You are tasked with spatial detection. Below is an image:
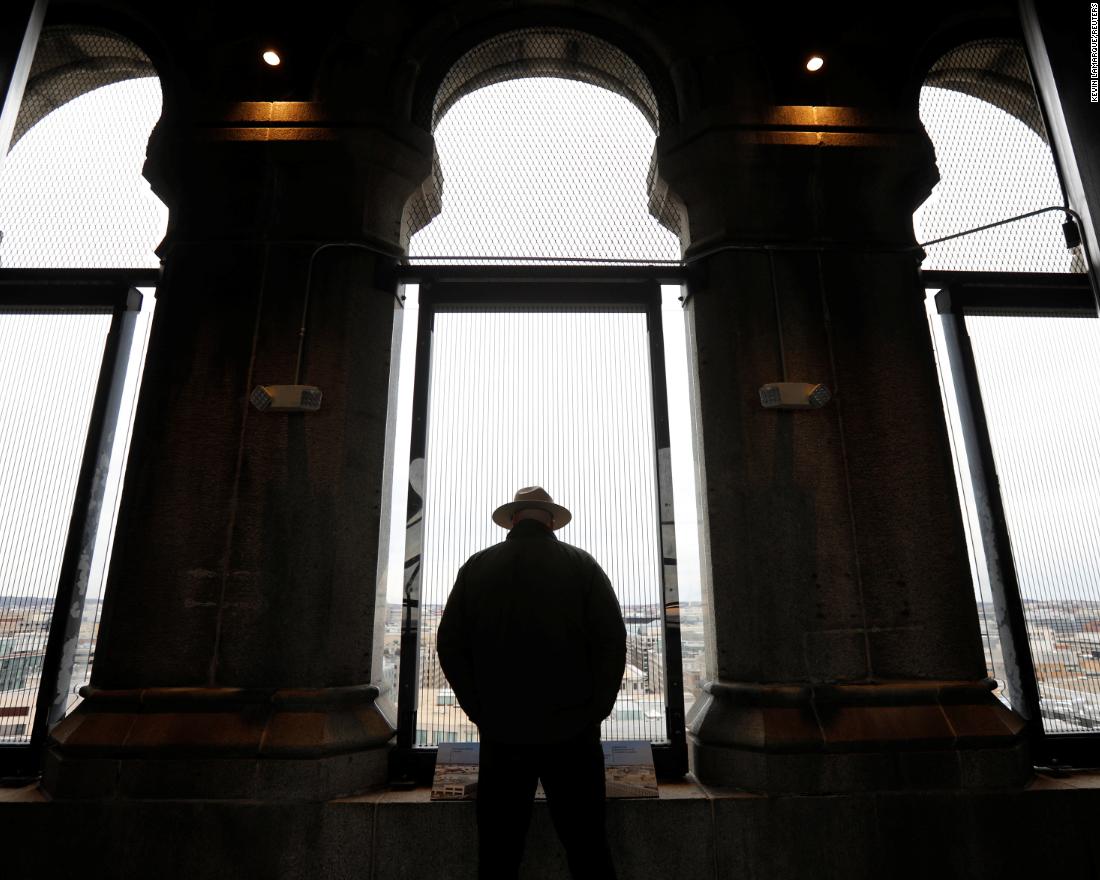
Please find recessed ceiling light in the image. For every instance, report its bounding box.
[263,50,281,67]
[806,55,824,72]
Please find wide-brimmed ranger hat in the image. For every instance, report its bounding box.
[492,486,572,530]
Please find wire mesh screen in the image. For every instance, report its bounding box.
[0,310,112,743]
[965,311,1100,733]
[915,39,1086,273]
[0,27,165,268]
[415,303,666,745]
[407,29,680,264]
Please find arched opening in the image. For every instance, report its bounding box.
[0,25,163,751]
[1,25,166,267]
[382,27,698,776]
[915,38,1084,274]
[918,38,1100,752]
[404,26,683,260]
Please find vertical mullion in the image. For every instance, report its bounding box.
[397,296,435,753]
[645,289,687,768]
[951,306,1044,743]
[48,290,144,729]
[28,298,127,772]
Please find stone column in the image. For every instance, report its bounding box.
[42,102,434,799]
[659,106,1028,793]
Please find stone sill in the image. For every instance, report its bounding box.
[5,769,1100,805]
[336,776,721,805]
[4,772,1100,879]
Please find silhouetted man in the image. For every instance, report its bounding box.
[436,486,626,880]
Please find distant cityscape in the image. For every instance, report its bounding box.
[975,599,1100,732]
[382,600,708,746]
[0,595,96,742]
[4,595,1100,745]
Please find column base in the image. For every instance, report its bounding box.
[688,679,1030,793]
[43,684,395,800]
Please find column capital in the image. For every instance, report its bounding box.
[656,105,938,253]
[144,101,437,250]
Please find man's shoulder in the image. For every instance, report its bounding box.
[459,543,499,570]
[554,538,599,567]
[462,534,600,573]
[548,539,609,584]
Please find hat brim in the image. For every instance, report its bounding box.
[492,499,572,530]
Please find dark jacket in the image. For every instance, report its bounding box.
[436,519,627,744]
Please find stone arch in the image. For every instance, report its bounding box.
[0,22,169,268]
[922,38,1047,143]
[401,23,686,252]
[914,35,1084,273]
[10,24,159,152]
[428,27,661,133]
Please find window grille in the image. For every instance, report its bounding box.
[414,303,666,745]
[915,39,1086,274]
[382,282,703,759]
[0,311,112,743]
[0,26,162,768]
[965,312,1100,734]
[407,28,681,263]
[0,26,165,268]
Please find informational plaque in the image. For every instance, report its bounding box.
[430,740,658,800]
[431,742,481,800]
[602,740,658,798]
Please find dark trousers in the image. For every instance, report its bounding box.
[476,728,617,880]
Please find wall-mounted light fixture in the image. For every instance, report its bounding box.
[250,384,322,413]
[250,235,326,413]
[262,49,281,66]
[249,242,398,415]
[759,382,831,410]
[806,55,824,72]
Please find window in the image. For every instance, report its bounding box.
[381,28,700,778]
[915,39,1085,274]
[0,26,162,771]
[918,38,1100,763]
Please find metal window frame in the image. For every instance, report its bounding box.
[0,267,158,781]
[926,268,1100,768]
[390,264,689,784]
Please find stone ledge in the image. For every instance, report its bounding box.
[41,747,392,801]
[2,773,1100,879]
